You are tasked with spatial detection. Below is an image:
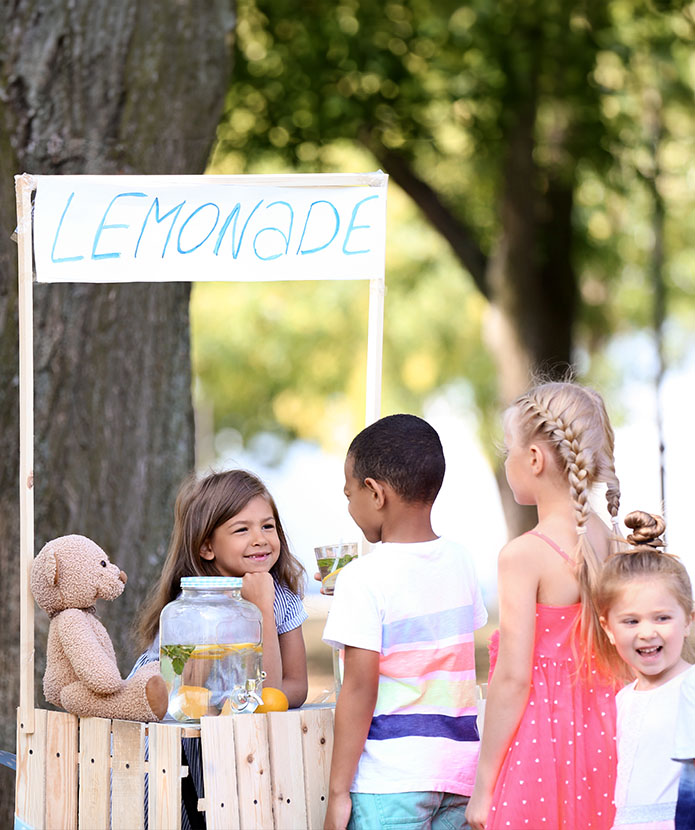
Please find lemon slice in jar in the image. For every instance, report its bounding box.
[169,685,211,721]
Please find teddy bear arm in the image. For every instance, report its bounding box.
[43,626,78,707]
[56,610,124,694]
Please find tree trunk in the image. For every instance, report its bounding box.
[483,105,578,537]
[371,108,578,540]
[0,1,234,823]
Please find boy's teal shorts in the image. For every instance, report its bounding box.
[348,791,472,829]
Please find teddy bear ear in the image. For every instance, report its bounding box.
[32,548,59,587]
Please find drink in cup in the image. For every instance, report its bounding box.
[314,542,358,595]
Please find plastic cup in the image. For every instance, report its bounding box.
[314,542,358,595]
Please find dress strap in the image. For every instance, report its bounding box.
[525,530,572,564]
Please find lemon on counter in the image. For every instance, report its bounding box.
[255,687,289,713]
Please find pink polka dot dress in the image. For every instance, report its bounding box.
[487,533,617,830]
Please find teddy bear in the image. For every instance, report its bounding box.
[30,534,168,722]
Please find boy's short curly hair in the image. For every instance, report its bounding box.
[347,414,445,504]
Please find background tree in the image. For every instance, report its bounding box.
[205,0,694,532]
[0,1,233,822]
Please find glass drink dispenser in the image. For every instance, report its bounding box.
[159,576,264,722]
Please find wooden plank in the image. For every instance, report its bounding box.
[33,171,387,188]
[233,715,274,830]
[45,710,78,830]
[15,707,47,829]
[200,717,240,830]
[78,717,112,830]
[16,172,36,735]
[366,275,385,426]
[149,722,183,830]
[266,710,307,829]
[112,720,146,830]
[300,708,334,830]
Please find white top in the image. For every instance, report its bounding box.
[673,663,695,762]
[614,664,695,825]
[322,537,487,796]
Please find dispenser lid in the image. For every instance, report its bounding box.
[181,576,243,589]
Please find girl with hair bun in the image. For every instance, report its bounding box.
[597,511,695,830]
[467,381,621,830]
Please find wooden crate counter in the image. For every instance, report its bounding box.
[15,704,335,830]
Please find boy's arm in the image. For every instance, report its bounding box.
[324,646,380,830]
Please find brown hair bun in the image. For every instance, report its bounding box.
[624,510,666,549]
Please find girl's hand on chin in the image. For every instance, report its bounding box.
[241,572,275,614]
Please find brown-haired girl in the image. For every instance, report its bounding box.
[134,468,308,708]
[597,511,694,830]
[467,381,620,830]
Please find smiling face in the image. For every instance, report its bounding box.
[601,576,693,689]
[200,495,281,577]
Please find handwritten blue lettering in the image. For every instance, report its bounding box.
[135,198,186,259]
[214,200,264,258]
[51,192,84,263]
[44,187,384,275]
[177,203,220,254]
[296,201,339,255]
[342,195,378,255]
[92,192,147,260]
[253,201,294,261]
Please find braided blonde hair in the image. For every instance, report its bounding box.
[508,381,621,674]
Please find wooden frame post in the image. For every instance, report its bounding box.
[365,276,384,426]
[16,172,36,735]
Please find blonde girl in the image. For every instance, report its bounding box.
[466,381,620,830]
[134,468,308,707]
[597,511,694,830]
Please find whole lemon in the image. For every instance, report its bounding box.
[255,687,289,713]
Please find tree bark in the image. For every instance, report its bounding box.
[482,105,578,536]
[0,1,233,823]
[369,110,578,540]
[484,105,577,401]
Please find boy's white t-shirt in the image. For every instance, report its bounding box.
[614,664,695,825]
[322,537,488,796]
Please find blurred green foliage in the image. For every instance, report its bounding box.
[191,159,496,454]
[194,0,695,455]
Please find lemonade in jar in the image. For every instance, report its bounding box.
[159,576,264,722]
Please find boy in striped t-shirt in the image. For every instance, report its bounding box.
[323,414,487,830]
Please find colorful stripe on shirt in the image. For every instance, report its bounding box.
[380,640,475,676]
[382,604,475,650]
[376,675,478,716]
[374,604,479,727]
[368,713,480,742]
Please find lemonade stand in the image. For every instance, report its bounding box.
[13,171,387,829]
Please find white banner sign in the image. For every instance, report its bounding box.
[32,173,387,283]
